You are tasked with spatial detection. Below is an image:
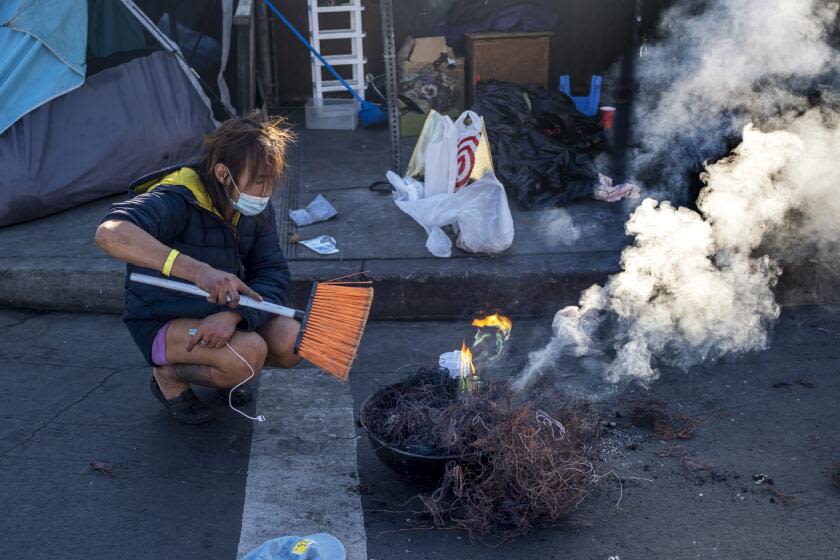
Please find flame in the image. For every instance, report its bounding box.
[472,313,512,335]
[460,340,476,375]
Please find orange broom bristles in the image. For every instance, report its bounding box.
[295,279,374,381]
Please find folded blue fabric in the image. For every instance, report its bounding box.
[289,194,338,227]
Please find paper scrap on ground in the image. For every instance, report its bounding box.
[289,194,337,226]
[300,235,339,255]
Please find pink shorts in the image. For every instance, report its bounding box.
[151,321,171,367]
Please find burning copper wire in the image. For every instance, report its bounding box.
[362,369,601,543]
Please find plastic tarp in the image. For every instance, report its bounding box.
[0,51,214,226]
[471,80,606,209]
[0,0,88,134]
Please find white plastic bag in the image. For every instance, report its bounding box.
[389,110,514,258]
[387,170,514,258]
[419,110,485,196]
[421,112,458,197]
[452,111,483,190]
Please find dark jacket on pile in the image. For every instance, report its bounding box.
[101,162,290,365]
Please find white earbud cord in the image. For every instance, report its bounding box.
[224,341,265,422]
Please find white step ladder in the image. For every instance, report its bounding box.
[307,0,367,104]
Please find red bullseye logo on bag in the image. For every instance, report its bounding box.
[455,133,479,190]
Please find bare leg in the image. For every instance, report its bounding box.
[153,365,188,399]
[258,315,303,368]
[154,318,268,399]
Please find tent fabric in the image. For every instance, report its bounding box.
[0,51,215,227]
[0,0,88,134]
[217,0,234,112]
[87,0,148,61]
[120,0,219,123]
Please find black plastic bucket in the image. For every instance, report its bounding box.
[359,385,459,482]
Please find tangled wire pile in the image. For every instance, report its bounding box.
[362,369,601,542]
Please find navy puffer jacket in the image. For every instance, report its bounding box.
[101,162,290,365]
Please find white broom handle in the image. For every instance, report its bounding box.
[129,272,298,318]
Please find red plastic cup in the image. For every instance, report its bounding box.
[599,106,616,129]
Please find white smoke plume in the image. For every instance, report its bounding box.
[537,208,582,247]
[632,0,839,197]
[515,0,840,391]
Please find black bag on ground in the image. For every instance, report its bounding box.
[471,80,606,209]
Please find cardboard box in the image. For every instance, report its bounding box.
[409,36,447,64]
[398,35,465,115]
[465,31,552,105]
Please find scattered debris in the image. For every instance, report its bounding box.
[681,455,714,472]
[289,194,337,226]
[656,445,688,458]
[629,400,703,440]
[764,485,795,505]
[299,235,339,255]
[751,473,795,504]
[753,473,774,485]
[772,379,815,389]
[83,461,113,476]
[655,444,714,474]
[363,368,601,542]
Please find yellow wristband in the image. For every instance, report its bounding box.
[162,249,180,277]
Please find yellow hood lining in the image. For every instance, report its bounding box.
[132,167,240,227]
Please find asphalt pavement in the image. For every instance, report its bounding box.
[1,307,840,559]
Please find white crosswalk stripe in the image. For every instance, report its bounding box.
[237,368,367,559]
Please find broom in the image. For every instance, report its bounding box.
[129,272,373,381]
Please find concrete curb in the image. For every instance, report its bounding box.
[2,252,837,319]
[0,253,623,319]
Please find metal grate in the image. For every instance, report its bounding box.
[273,139,301,257]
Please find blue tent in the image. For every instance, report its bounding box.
[0,0,88,134]
[0,0,223,226]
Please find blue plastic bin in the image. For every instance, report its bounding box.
[559,75,602,117]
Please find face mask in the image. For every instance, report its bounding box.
[227,168,269,216]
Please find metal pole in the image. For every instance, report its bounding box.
[234,0,255,114]
[612,0,642,184]
[379,0,401,173]
[256,0,274,103]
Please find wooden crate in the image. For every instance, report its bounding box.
[465,31,552,105]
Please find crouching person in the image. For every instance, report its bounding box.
[95,111,301,424]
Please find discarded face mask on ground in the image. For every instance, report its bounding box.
[241,533,345,560]
[300,235,339,255]
[289,194,337,226]
[386,110,514,258]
